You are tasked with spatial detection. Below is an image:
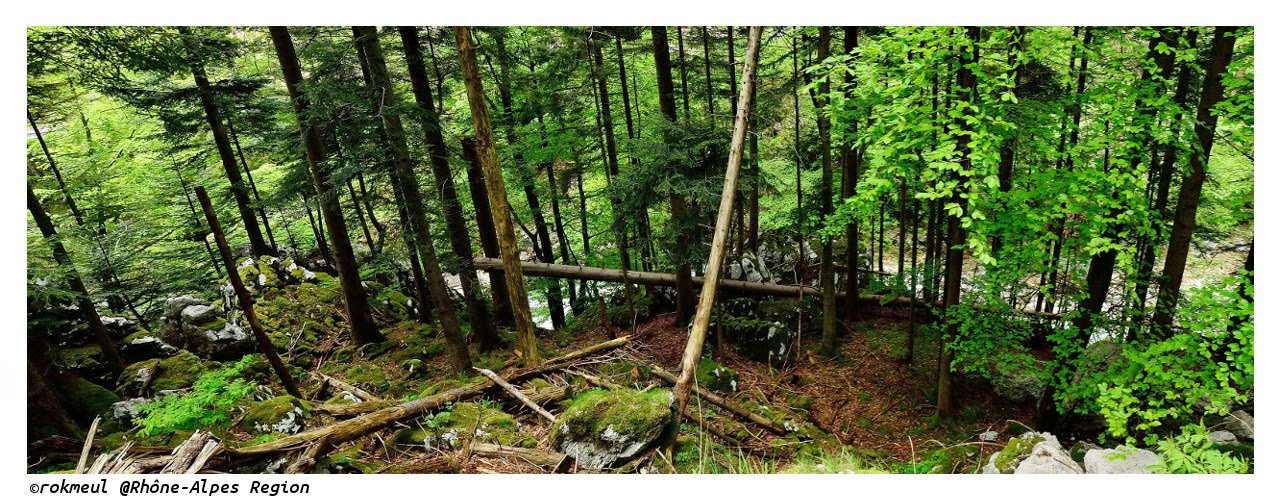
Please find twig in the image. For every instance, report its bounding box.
[475,367,556,422]
[76,416,101,474]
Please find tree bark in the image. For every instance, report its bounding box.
[813,28,840,357]
[269,26,383,346]
[937,27,981,419]
[400,26,500,351]
[463,139,515,328]
[1151,27,1239,339]
[179,27,272,257]
[28,110,86,227]
[671,27,762,432]
[227,115,277,250]
[840,27,862,322]
[455,26,542,367]
[354,26,470,373]
[652,26,697,325]
[194,185,300,397]
[591,38,630,272]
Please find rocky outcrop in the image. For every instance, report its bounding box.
[154,295,253,361]
[1015,439,1083,474]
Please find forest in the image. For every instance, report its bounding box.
[26,25,1253,474]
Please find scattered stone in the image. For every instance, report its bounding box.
[978,430,999,442]
[549,388,673,470]
[1014,440,1082,474]
[180,304,218,324]
[1221,410,1253,441]
[1209,430,1238,443]
[240,396,310,435]
[1083,446,1162,474]
[984,431,1059,474]
[163,296,206,318]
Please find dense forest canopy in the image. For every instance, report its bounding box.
[25,25,1253,475]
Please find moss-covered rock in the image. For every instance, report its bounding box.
[548,388,673,469]
[695,358,738,393]
[239,396,310,435]
[359,340,397,360]
[57,377,120,422]
[719,316,794,366]
[414,402,536,450]
[314,445,379,474]
[984,431,1054,474]
[116,351,214,395]
[344,365,390,394]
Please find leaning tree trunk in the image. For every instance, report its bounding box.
[28,182,124,375]
[455,26,542,367]
[1151,27,1239,340]
[269,26,384,346]
[399,26,500,351]
[652,25,697,326]
[353,25,471,374]
[178,27,272,257]
[669,26,762,456]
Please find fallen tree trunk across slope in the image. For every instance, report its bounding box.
[473,257,1061,319]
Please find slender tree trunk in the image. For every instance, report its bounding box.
[1129,29,1196,341]
[536,113,581,314]
[455,26,543,367]
[400,26,500,351]
[677,27,691,121]
[813,28,839,356]
[937,26,981,419]
[1151,27,1238,340]
[463,139,514,328]
[991,26,1025,257]
[270,26,384,346]
[702,26,715,117]
[28,182,124,375]
[172,159,224,278]
[332,142,377,254]
[592,39,631,273]
[907,196,920,363]
[227,116,277,250]
[355,172,384,249]
[670,26,761,455]
[28,110,85,227]
[353,26,470,372]
[793,31,806,279]
[838,27,862,321]
[194,186,301,397]
[653,25,697,325]
[1045,27,1093,315]
[179,27,272,257]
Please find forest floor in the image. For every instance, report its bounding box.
[387,298,1037,473]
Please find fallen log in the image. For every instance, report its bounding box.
[228,336,629,457]
[476,367,556,422]
[471,443,570,470]
[474,257,1061,319]
[318,373,381,403]
[648,364,786,435]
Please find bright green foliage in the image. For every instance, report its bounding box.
[1150,423,1249,474]
[1094,274,1253,445]
[134,355,257,436]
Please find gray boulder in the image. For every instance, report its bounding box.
[1223,410,1254,441]
[180,304,219,324]
[984,431,1062,474]
[1014,440,1083,474]
[1083,446,1162,474]
[163,295,206,318]
[1209,430,1237,443]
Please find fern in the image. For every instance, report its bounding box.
[134,355,258,436]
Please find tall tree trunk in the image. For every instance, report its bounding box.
[172,159,224,278]
[840,27,862,321]
[653,25,697,325]
[355,172,385,250]
[1151,27,1238,340]
[1129,28,1196,341]
[592,38,632,273]
[536,113,581,314]
[1045,27,1093,315]
[813,28,839,356]
[270,26,383,346]
[400,26,500,351]
[455,26,543,367]
[179,27,272,257]
[353,26,470,373]
[489,28,567,331]
[991,26,1025,257]
[464,139,514,328]
[937,26,981,419]
[28,182,124,375]
[793,31,806,279]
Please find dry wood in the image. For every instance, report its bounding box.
[320,373,381,403]
[76,416,101,474]
[649,364,785,435]
[160,431,214,474]
[186,440,221,474]
[672,25,764,442]
[231,337,629,457]
[284,435,329,474]
[476,367,556,422]
[471,443,569,469]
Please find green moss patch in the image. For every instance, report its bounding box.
[239,396,310,435]
[695,358,739,393]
